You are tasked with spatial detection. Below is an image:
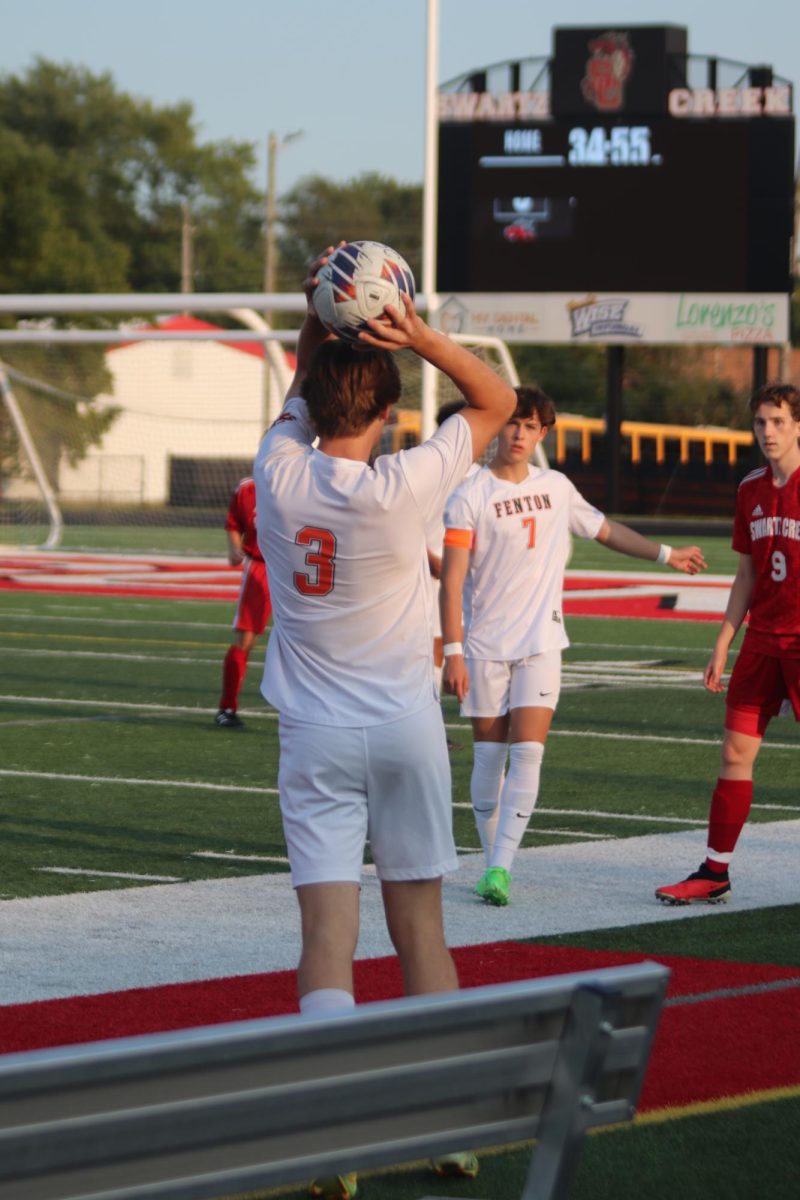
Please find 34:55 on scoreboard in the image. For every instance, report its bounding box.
[436,115,794,294]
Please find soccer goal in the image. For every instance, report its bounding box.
[0,296,528,553]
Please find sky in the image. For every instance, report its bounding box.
[1,0,798,196]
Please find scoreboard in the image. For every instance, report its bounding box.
[436,114,795,295]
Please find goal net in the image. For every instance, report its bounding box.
[0,318,522,554]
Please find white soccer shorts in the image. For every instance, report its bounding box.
[461,649,562,718]
[277,701,458,887]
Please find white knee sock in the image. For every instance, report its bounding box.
[471,741,508,864]
[299,988,355,1016]
[490,741,545,872]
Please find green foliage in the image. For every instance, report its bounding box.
[623,346,748,427]
[0,59,264,293]
[277,173,423,294]
[512,343,752,428]
[512,344,608,415]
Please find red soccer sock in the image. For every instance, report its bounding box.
[705,777,753,874]
[219,645,248,712]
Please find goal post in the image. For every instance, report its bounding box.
[0,296,527,555]
[0,362,63,549]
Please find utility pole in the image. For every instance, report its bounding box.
[181,203,194,295]
[263,130,303,326]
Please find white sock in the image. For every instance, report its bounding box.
[299,988,355,1016]
[471,741,507,864]
[490,741,544,872]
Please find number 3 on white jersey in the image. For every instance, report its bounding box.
[294,526,337,595]
[771,550,787,582]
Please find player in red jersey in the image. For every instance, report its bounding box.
[214,477,272,729]
[657,383,800,904]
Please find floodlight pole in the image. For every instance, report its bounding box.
[420,0,440,441]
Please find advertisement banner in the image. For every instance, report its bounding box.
[435,293,789,345]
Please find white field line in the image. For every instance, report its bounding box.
[0,768,278,796]
[2,653,706,691]
[1,650,708,690]
[0,694,279,719]
[36,867,182,882]
[0,612,234,631]
[191,852,289,865]
[0,611,724,655]
[3,768,796,820]
[452,801,704,825]
[2,647,223,666]
[2,694,798,753]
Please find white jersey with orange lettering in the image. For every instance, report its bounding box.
[254,397,473,726]
[444,464,604,660]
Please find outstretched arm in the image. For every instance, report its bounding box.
[360,296,516,461]
[704,553,755,692]
[595,519,707,575]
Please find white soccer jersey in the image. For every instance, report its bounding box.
[254,398,473,726]
[444,465,604,659]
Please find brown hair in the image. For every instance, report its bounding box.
[749,382,800,423]
[301,341,402,438]
[513,385,556,428]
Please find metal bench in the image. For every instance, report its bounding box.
[0,961,668,1200]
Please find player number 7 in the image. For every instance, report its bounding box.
[522,516,536,549]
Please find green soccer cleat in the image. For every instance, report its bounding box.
[308,1173,358,1200]
[475,866,511,907]
[431,1151,480,1179]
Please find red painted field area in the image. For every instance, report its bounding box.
[3,944,798,1113]
[0,553,732,619]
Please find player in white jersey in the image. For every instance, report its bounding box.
[254,251,513,1172]
[441,386,706,907]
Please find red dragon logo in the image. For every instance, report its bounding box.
[581,32,634,112]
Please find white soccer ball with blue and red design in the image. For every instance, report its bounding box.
[312,241,416,343]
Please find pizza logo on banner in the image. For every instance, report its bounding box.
[581,32,634,112]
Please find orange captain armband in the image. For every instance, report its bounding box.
[444,528,474,550]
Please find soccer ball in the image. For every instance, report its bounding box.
[312,241,416,343]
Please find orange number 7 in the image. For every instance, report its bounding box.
[523,517,536,548]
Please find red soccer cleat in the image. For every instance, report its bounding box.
[655,863,731,905]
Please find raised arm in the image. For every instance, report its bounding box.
[439,543,471,702]
[284,248,337,403]
[595,519,707,575]
[704,553,755,693]
[360,296,516,461]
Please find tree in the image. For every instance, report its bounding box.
[512,345,607,416]
[0,59,268,490]
[277,173,423,296]
[0,59,264,294]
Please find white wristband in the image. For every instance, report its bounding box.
[442,642,464,657]
[657,543,673,565]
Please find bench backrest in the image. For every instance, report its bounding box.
[0,961,668,1200]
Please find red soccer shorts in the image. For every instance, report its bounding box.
[232,557,271,635]
[725,644,800,738]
